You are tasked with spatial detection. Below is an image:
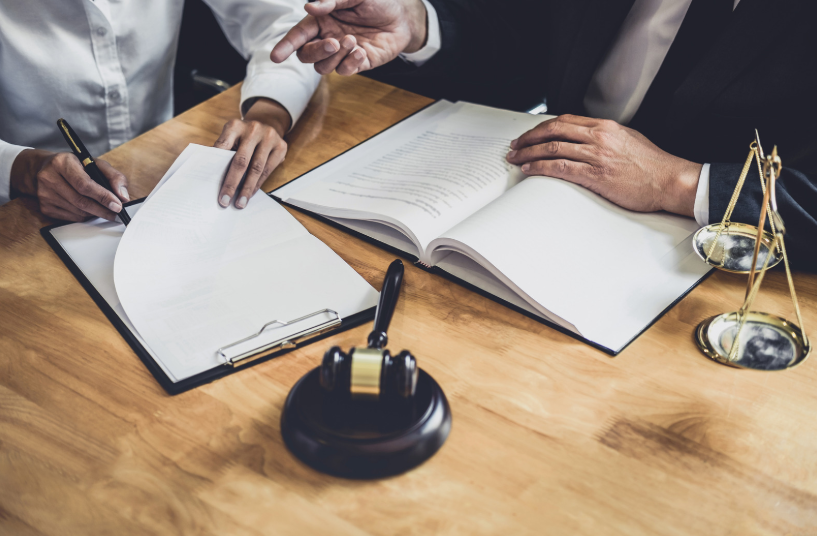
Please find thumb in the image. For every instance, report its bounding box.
[305,0,364,16]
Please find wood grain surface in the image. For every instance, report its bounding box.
[1,74,816,536]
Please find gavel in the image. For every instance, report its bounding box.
[320,259,418,401]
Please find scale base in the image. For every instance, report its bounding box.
[281,368,451,479]
[696,311,811,370]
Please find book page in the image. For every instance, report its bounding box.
[283,102,548,258]
[113,146,379,381]
[428,177,710,352]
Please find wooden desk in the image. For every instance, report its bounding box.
[1,75,816,536]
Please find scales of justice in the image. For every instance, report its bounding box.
[692,131,810,371]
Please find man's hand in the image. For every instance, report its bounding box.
[214,98,291,209]
[10,149,129,222]
[270,0,428,76]
[505,115,702,217]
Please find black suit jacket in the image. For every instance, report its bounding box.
[367,0,817,270]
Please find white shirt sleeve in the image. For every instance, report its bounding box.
[400,0,442,67]
[693,163,710,227]
[0,139,30,206]
[202,0,321,128]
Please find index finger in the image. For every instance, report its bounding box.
[512,116,596,150]
[60,156,123,213]
[271,16,320,63]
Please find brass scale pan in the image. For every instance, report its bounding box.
[691,137,810,371]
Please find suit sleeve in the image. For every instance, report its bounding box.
[709,163,817,271]
[367,0,549,111]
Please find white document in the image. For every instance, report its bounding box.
[278,101,546,256]
[428,177,706,351]
[275,101,710,353]
[51,145,379,383]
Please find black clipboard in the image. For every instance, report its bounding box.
[270,102,713,356]
[41,196,376,396]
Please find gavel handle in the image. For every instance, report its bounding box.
[367,259,404,349]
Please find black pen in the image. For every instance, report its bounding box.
[57,118,131,226]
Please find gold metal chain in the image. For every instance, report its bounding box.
[704,146,756,262]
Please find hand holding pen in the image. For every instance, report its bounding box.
[40,118,130,224]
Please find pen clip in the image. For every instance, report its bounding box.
[57,118,84,157]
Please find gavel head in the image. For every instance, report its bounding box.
[320,346,418,401]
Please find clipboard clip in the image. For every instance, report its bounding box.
[217,309,342,367]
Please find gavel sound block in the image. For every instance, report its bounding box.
[281,260,452,479]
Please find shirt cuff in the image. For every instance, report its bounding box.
[240,54,321,130]
[0,140,31,206]
[399,0,441,67]
[693,163,710,227]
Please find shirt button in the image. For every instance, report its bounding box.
[96,27,108,37]
[109,90,121,102]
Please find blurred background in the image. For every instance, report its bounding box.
[173,0,248,116]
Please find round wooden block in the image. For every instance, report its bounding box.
[281,367,451,479]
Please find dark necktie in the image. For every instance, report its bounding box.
[628,0,734,140]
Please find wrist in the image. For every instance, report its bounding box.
[10,149,53,198]
[404,0,429,54]
[244,98,292,137]
[661,158,701,218]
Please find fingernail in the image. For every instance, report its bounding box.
[108,201,122,212]
[507,150,517,159]
[220,194,231,207]
[236,196,247,209]
[521,163,530,172]
[325,42,336,52]
[119,186,129,200]
[354,49,364,60]
[510,139,518,149]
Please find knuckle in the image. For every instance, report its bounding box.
[232,154,249,169]
[75,181,93,196]
[250,160,266,175]
[599,119,617,131]
[592,128,611,144]
[76,196,93,211]
[547,141,561,155]
[294,25,310,42]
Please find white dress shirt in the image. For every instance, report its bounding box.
[0,0,320,205]
[403,0,742,226]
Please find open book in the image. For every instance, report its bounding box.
[273,101,711,354]
[45,145,379,392]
